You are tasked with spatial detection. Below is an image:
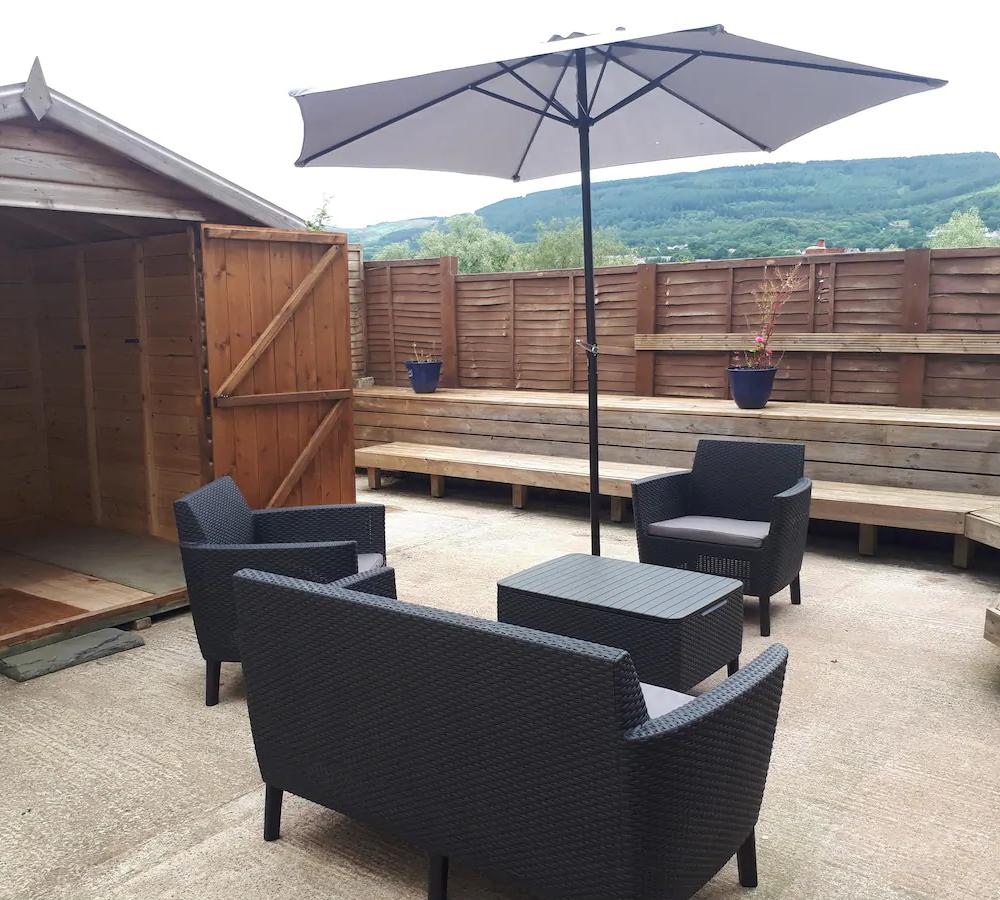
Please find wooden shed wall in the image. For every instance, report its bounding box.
[0,123,234,223]
[0,248,48,523]
[0,232,202,537]
[33,245,91,523]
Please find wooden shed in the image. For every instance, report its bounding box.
[0,62,355,655]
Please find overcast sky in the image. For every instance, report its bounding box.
[5,1,998,228]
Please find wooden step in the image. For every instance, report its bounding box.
[966,506,1000,550]
[355,387,1000,497]
[986,602,1000,649]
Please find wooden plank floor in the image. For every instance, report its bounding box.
[0,550,171,656]
[0,551,151,610]
[0,589,85,635]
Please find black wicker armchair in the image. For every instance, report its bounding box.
[633,440,811,637]
[233,567,789,900]
[174,476,386,705]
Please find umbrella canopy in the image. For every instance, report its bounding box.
[292,25,944,554]
[292,25,943,177]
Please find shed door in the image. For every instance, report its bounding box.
[201,225,355,508]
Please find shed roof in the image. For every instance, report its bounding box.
[0,59,304,233]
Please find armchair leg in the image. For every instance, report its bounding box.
[428,854,449,900]
[790,575,801,605]
[264,784,283,841]
[759,596,771,637]
[737,829,758,888]
[205,660,221,706]
[727,656,740,676]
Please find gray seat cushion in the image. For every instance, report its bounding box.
[647,515,770,548]
[640,682,693,718]
[357,552,385,573]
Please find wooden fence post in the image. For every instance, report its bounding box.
[439,256,458,386]
[898,248,931,408]
[386,263,397,386]
[634,263,657,396]
[509,277,517,389]
[723,266,736,399]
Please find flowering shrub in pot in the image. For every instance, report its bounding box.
[728,264,805,409]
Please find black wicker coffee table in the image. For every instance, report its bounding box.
[497,553,743,692]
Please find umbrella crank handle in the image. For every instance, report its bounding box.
[575,338,599,356]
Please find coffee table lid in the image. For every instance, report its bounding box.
[498,554,742,620]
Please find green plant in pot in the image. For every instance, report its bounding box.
[405,342,443,394]
[728,264,804,409]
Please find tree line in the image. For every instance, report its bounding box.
[364,208,997,274]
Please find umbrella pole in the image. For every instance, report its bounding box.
[575,47,601,557]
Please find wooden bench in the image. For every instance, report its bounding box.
[966,506,1000,550]
[987,600,1000,649]
[358,442,670,522]
[358,441,999,566]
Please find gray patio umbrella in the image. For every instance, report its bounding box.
[292,24,944,555]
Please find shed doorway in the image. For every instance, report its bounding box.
[0,221,203,654]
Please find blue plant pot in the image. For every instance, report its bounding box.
[727,366,778,409]
[405,360,443,393]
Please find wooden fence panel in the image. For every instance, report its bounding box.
[573,268,638,395]
[362,247,1000,409]
[514,273,573,390]
[456,274,514,388]
[364,258,444,387]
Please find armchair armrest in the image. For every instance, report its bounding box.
[334,566,397,599]
[767,478,812,541]
[180,540,360,586]
[631,471,690,532]
[761,478,812,591]
[622,645,788,875]
[252,503,386,554]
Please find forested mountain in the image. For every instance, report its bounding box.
[347,153,1000,260]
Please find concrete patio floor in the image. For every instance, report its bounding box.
[2,474,999,900]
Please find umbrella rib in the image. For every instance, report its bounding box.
[586,49,611,115]
[615,40,946,86]
[512,54,574,182]
[590,53,700,124]
[470,86,575,125]
[297,56,547,165]
[595,49,772,151]
[497,60,577,123]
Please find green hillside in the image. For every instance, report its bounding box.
[351,153,1000,261]
[344,216,446,249]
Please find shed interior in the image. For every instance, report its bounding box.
[0,206,209,652]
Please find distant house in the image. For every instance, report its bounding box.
[803,238,847,255]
